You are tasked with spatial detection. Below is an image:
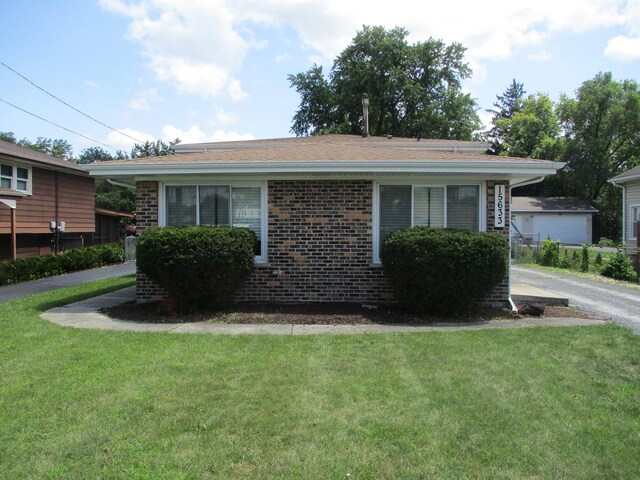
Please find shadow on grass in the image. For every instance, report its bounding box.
[27,276,135,313]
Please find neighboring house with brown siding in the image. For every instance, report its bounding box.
[0,140,95,260]
[85,134,562,307]
[610,165,640,253]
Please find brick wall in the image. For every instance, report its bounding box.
[234,180,393,303]
[485,181,511,307]
[134,179,511,307]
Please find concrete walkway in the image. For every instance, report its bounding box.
[0,262,136,303]
[41,286,608,335]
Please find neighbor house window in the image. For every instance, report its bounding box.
[631,206,640,240]
[0,163,31,193]
[164,183,266,261]
[375,183,481,260]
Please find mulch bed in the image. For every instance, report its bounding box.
[101,300,598,325]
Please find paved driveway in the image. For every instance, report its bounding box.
[0,262,136,303]
[512,265,640,334]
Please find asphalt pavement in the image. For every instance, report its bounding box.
[512,265,640,334]
[0,262,136,303]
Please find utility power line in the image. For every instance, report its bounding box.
[0,97,118,151]
[0,60,145,144]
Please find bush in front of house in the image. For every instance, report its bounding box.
[0,244,125,286]
[136,226,256,312]
[381,227,509,315]
[538,238,561,267]
[600,248,637,282]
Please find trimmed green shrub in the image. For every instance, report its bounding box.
[581,244,590,273]
[538,238,560,267]
[0,244,125,286]
[381,227,509,315]
[595,252,603,266]
[600,249,637,282]
[137,226,256,312]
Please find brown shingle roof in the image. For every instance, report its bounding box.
[98,137,550,166]
[0,140,87,175]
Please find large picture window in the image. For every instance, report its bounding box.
[164,183,266,261]
[0,163,31,193]
[375,183,481,260]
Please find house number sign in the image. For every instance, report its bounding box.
[494,185,505,229]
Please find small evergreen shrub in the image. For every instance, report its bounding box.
[538,238,561,267]
[600,249,637,282]
[381,227,509,315]
[0,244,125,286]
[581,244,590,273]
[137,226,256,312]
[559,249,572,269]
[594,253,603,266]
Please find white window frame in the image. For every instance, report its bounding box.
[159,181,268,263]
[631,205,640,240]
[372,180,486,263]
[0,162,32,194]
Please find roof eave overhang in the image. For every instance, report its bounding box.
[85,160,564,180]
[609,174,640,185]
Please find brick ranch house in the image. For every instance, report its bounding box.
[85,135,562,307]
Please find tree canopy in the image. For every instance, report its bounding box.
[288,26,480,139]
[489,73,640,240]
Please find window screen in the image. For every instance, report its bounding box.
[379,185,412,251]
[447,185,479,230]
[166,186,197,226]
[414,187,445,227]
[199,186,230,226]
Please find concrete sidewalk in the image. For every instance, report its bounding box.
[41,286,607,335]
[511,283,569,306]
[0,262,136,303]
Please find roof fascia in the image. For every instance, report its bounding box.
[85,160,564,177]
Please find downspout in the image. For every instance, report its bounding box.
[508,175,546,315]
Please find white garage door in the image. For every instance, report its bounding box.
[532,214,589,245]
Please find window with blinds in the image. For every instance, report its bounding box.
[377,183,480,258]
[447,186,479,230]
[165,184,264,258]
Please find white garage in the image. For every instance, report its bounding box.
[511,197,598,245]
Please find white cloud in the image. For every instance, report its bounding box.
[275,53,291,63]
[85,80,100,89]
[528,51,551,62]
[101,0,637,97]
[129,88,161,111]
[162,125,254,143]
[215,108,239,126]
[103,128,155,152]
[604,35,640,61]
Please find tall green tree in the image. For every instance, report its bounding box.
[16,137,73,160]
[486,79,526,154]
[0,131,17,143]
[496,93,560,159]
[131,139,180,158]
[289,26,480,139]
[555,72,640,240]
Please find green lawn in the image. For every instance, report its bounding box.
[1,279,640,479]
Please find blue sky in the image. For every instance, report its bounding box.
[1,0,638,156]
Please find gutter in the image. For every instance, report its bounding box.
[107,179,136,189]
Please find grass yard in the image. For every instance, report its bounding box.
[1,278,640,479]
